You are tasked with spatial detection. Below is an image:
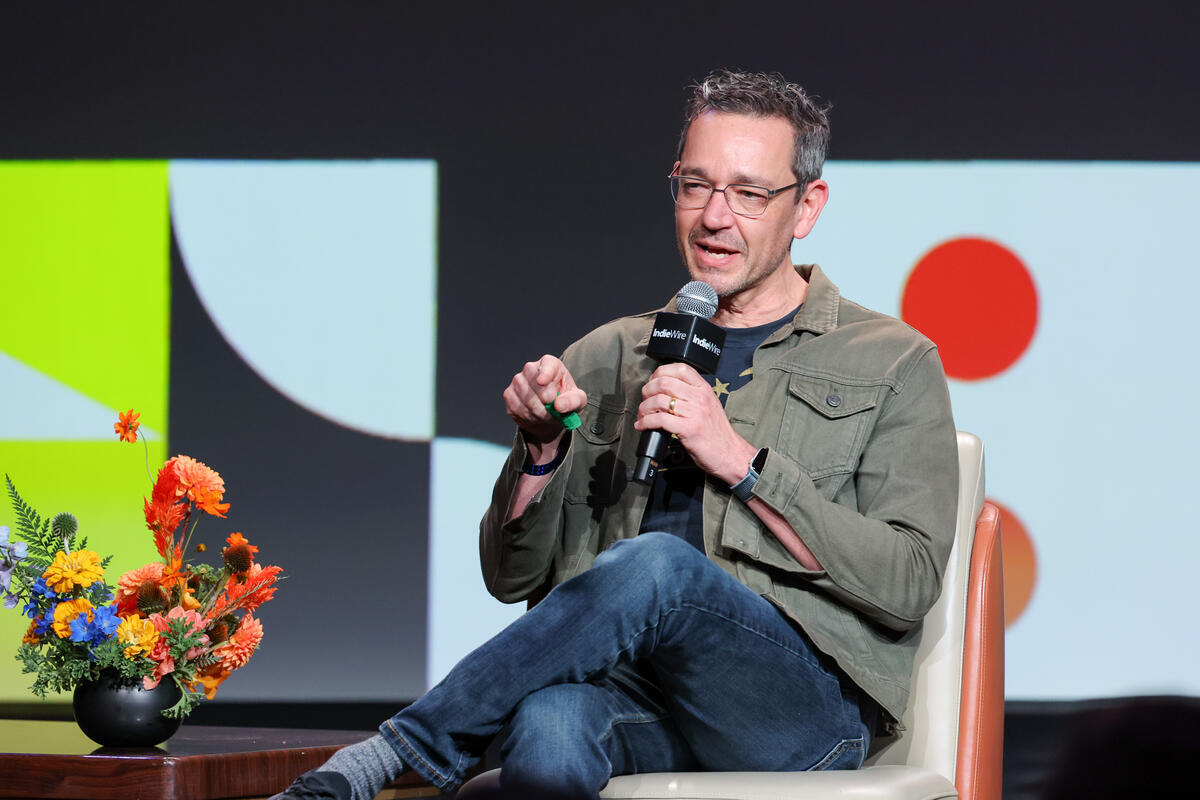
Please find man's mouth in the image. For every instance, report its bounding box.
[696,241,739,261]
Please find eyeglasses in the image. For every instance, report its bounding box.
[668,173,799,217]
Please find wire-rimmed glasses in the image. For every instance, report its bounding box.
[668,172,799,217]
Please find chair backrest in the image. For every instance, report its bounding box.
[866,431,1004,800]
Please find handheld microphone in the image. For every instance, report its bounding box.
[632,280,725,484]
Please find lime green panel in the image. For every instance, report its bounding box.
[0,161,169,425]
[0,161,171,705]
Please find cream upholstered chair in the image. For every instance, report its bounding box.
[459,431,1004,800]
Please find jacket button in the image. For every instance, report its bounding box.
[590,422,604,434]
[826,394,841,408]
[737,539,746,547]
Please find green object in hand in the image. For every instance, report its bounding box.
[545,401,581,430]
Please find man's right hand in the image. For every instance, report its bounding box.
[503,355,587,459]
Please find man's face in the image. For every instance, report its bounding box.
[674,111,824,298]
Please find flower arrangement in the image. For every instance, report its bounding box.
[1,410,282,718]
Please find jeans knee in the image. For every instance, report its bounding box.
[598,532,706,588]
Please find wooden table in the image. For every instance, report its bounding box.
[0,720,448,799]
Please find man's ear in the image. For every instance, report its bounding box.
[792,179,829,240]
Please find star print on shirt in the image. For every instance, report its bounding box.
[708,367,754,406]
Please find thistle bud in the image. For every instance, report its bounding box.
[50,512,78,540]
[223,543,253,574]
[136,580,167,615]
[208,620,230,644]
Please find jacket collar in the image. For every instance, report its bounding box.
[789,263,839,335]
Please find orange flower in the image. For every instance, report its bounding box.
[144,496,186,552]
[22,619,41,645]
[193,667,232,700]
[217,614,262,671]
[210,563,281,616]
[151,461,183,508]
[114,409,141,443]
[115,562,167,617]
[172,456,230,517]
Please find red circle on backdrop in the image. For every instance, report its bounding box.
[990,499,1037,628]
[901,237,1038,380]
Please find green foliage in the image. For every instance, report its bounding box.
[91,637,152,682]
[17,640,98,697]
[162,686,204,719]
[5,475,53,572]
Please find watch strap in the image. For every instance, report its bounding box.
[730,447,768,502]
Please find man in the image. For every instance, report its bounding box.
[274,68,958,800]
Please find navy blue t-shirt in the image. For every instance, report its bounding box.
[637,304,801,550]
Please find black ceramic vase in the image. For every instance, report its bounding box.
[72,668,183,748]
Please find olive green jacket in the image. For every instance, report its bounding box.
[479,264,959,724]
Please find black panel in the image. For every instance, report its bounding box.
[169,226,428,701]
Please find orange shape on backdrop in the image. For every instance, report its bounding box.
[901,237,1038,380]
[989,498,1037,628]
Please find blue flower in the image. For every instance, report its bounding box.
[0,527,26,560]
[91,605,121,638]
[69,614,93,643]
[2,591,18,610]
[68,604,121,645]
[31,613,52,637]
[31,577,58,599]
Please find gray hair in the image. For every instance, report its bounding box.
[677,69,831,194]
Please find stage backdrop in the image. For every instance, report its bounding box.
[1,2,1196,709]
[2,157,1196,704]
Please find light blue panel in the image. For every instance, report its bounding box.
[169,160,437,440]
[800,161,1200,699]
[0,351,159,441]
[427,437,524,687]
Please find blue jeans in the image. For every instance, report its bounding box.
[380,533,872,797]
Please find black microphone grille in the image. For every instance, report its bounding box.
[675,281,719,319]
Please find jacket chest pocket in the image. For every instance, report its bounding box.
[780,374,880,485]
[564,401,628,507]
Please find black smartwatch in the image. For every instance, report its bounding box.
[729,447,769,502]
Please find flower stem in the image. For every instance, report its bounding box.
[141,435,153,484]
[198,566,231,618]
[180,508,201,559]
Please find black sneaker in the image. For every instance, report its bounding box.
[269,770,353,799]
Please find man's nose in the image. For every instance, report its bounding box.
[701,188,736,229]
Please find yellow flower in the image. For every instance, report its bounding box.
[43,549,105,593]
[116,615,160,659]
[51,597,94,639]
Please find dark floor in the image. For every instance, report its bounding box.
[5,696,1199,798]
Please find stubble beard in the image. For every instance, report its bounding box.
[680,229,795,300]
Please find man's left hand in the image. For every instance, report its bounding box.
[635,363,758,485]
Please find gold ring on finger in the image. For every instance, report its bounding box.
[668,397,677,415]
